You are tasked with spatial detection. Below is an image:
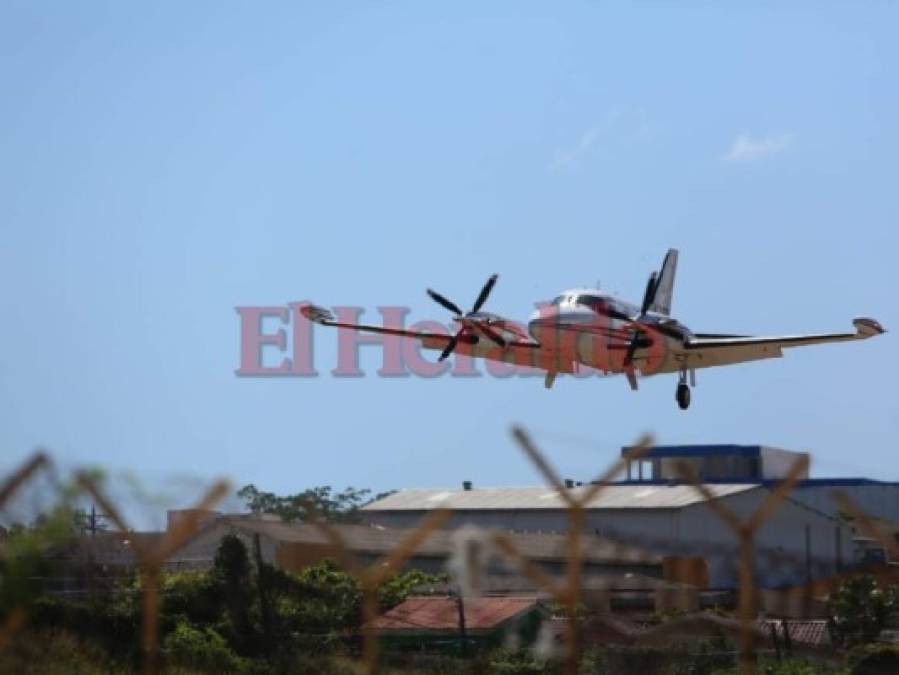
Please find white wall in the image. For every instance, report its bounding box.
[787,483,899,523]
[760,447,809,480]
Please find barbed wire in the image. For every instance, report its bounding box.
[0,429,895,674]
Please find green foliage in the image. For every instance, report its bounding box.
[827,575,898,648]
[159,570,222,628]
[277,559,362,635]
[163,619,245,673]
[213,534,253,586]
[378,568,448,612]
[486,648,559,675]
[848,643,899,675]
[236,484,372,523]
[582,643,733,675]
[211,534,257,652]
[29,593,141,660]
[0,628,128,675]
[709,658,850,675]
[0,504,78,612]
[272,559,445,637]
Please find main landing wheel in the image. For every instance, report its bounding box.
[676,383,691,410]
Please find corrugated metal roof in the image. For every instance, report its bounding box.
[361,484,759,512]
[425,572,689,595]
[218,517,660,564]
[373,596,540,633]
[758,619,831,646]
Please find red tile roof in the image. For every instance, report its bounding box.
[373,596,541,633]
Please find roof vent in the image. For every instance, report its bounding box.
[462,480,473,491]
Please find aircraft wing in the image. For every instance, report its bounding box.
[681,317,885,369]
[299,304,577,374]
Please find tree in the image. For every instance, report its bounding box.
[212,534,257,654]
[827,574,898,648]
[237,484,373,523]
[0,504,79,613]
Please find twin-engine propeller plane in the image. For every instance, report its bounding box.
[301,249,884,409]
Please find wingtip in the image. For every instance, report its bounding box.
[299,304,334,324]
[853,317,885,337]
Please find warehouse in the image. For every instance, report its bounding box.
[361,484,847,589]
[164,512,663,580]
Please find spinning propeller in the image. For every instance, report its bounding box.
[427,274,507,362]
[623,271,659,367]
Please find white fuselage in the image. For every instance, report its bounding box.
[524,289,691,375]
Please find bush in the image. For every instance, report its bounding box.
[160,570,221,627]
[827,575,896,648]
[163,619,245,673]
[709,657,850,675]
[486,648,559,675]
[849,643,899,675]
[0,628,128,675]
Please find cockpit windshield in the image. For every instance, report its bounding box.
[575,294,632,320]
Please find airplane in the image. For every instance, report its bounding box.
[300,249,885,409]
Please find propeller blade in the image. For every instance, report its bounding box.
[640,272,659,316]
[471,274,498,313]
[473,322,507,348]
[438,331,462,362]
[623,332,640,367]
[427,289,464,316]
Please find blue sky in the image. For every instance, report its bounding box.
[2,2,897,515]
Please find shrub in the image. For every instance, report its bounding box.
[849,643,899,675]
[163,619,245,673]
[827,575,896,648]
[486,648,559,675]
[0,628,127,675]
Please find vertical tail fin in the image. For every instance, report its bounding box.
[649,249,678,316]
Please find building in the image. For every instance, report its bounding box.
[623,443,899,525]
[622,444,809,483]
[166,512,665,582]
[361,444,868,589]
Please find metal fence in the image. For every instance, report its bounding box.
[2,427,897,675]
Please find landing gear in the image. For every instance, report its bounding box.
[676,383,691,410]
[676,368,691,410]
